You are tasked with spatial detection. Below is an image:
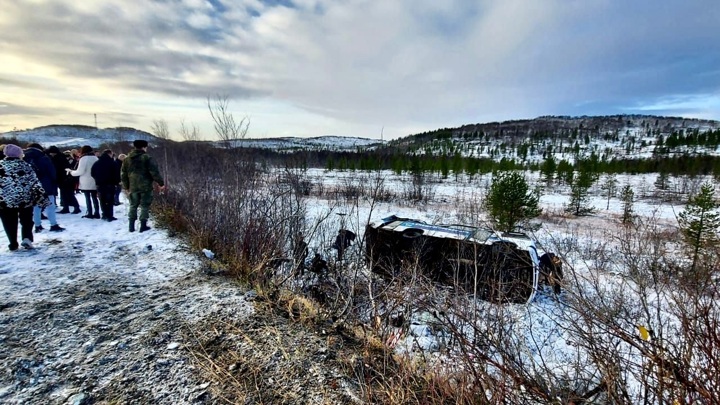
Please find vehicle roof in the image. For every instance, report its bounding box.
[369,216,537,250]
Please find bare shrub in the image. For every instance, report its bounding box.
[150,119,171,141]
[401,171,435,203]
[153,143,302,285]
[361,172,394,203]
[178,118,201,142]
[338,175,363,201]
[455,189,486,226]
[279,166,313,197]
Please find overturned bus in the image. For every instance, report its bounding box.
[365,215,562,304]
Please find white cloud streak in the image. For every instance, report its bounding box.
[0,0,718,138]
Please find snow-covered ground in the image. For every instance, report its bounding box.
[0,195,256,404]
[0,167,709,403]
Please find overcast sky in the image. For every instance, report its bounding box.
[1,0,719,140]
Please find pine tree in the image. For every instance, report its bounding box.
[678,182,720,271]
[620,185,634,225]
[600,174,618,210]
[540,156,556,185]
[485,171,541,233]
[654,171,671,191]
[566,168,597,216]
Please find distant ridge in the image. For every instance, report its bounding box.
[3,115,719,157]
[397,114,720,144]
[0,125,384,152]
[0,125,157,149]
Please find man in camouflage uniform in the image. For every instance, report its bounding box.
[121,139,166,232]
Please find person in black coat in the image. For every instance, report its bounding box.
[23,143,65,232]
[113,154,125,205]
[47,146,80,214]
[91,149,121,221]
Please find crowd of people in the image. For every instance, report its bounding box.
[0,139,165,251]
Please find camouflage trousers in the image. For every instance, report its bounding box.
[127,191,154,221]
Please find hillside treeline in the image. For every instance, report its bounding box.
[198,146,720,177]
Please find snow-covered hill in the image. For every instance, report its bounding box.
[0,125,384,152]
[391,114,720,164]
[0,125,158,149]
[210,135,384,151]
[3,115,719,160]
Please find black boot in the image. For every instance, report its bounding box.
[129,220,136,232]
[139,220,150,233]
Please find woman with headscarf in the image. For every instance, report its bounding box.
[0,144,49,250]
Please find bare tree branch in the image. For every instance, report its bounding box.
[150,119,171,142]
[178,118,201,142]
[207,94,250,148]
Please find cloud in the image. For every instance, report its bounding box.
[0,0,718,138]
[0,76,54,91]
[0,100,92,117]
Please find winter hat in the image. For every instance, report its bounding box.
[4,144,23,158]
[133,139,149,148]
[80,145,93,155]
[47,145,60,154]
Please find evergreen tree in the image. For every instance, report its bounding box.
[566,168,597,216]
[485,171,541,233]
[540,156,556,185]
[620,184,634,225]
[678,182,720,271]
[557,159,574,185]
[600,174,618,210]
[654,171,671,191]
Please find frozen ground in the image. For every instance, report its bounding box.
[0,196,258,404]
[0,188,366,404]
[0,169,705,403]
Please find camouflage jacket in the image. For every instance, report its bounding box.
[120,149,164,193]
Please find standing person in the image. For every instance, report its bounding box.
[68,145,100,219]
[46,146,66,208]
[121,140,165,232]
[69,149,80,194]
[55,150,81,214]
[23,143,65,232]
[91,149,120,221]
[0,144,49,250]
[113,154,126,205]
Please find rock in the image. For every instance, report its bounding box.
[67,392,88,405]
[198,382,210,390]
[166,342,181,350]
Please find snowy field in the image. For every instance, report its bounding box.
[0,168,711,403]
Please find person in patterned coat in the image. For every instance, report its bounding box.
[121,140,165,232]
[0,144,49,250]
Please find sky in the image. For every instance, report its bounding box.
[1,0,719,141]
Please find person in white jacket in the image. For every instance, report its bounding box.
[67,145,100,218]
